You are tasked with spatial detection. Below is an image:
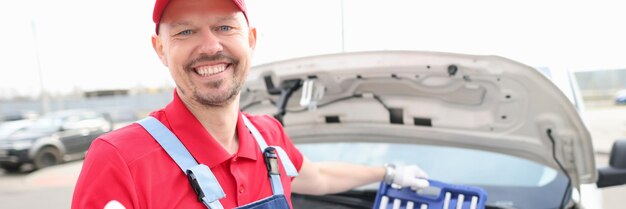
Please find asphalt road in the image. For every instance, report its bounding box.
[0,160,80,209]
[0,106,624,209]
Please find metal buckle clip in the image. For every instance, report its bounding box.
[186,170,206,202]
[263,147,280,175]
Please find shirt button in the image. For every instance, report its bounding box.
[239,185,245,193]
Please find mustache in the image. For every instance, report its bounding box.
[184,52,237,70]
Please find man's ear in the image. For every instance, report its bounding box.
[151,34,168,67]
[248,27,257,50]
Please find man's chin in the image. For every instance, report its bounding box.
[194,92,238,107]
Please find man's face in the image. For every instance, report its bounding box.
[152,0,256,107]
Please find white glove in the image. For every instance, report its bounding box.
[104,200,125,209]
[384,164,429,190]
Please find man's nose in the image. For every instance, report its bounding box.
[196,30,223,55]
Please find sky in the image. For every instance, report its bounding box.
[1,0,625,98]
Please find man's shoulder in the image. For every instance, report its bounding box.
[98,109,166,148]
[100,123,151,144]
[93,122,162,162]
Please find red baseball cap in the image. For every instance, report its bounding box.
[152,0,248,34]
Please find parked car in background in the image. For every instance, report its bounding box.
[615,89,626,105]
[0,119,35,140]
[0,109,113,172]
[240,51,626,209]
[0,111,38,122]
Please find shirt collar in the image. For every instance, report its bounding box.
[236,112,259,160]
[163,91,259,168]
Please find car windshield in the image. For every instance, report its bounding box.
[24,115,63,133]
[297,142,570,209]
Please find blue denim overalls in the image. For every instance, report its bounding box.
[137,115,298,209]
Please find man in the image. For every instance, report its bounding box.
[71,0,428,208]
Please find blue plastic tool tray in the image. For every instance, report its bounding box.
[373,179,487,209]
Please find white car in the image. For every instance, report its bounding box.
[241,51,626,209]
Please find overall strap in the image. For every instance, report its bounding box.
[241,115,299,177]
[137,117,225,209]
[241,115,299,196]
[263,147,285,195]
[137,117,197,172]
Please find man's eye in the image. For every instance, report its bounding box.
[217,26,233,31]
[176,29,193,36]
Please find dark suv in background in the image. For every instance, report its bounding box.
[0,109,113,172]
[615,89,626,105]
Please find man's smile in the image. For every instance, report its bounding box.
[194,63,229,77]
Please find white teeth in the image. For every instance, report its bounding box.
[195,64,227,76]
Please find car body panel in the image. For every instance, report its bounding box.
[242,50,596,189]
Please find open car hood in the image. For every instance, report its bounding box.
[241,50,596,187]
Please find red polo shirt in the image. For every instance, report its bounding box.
[72,91,304,209]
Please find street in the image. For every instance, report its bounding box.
[0,160,81,209]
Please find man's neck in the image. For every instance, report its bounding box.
[181,93,241,154]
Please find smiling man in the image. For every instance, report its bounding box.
[71,0,428,208]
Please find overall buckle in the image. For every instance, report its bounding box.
[186,170,206,202]
[263,147,280,175]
